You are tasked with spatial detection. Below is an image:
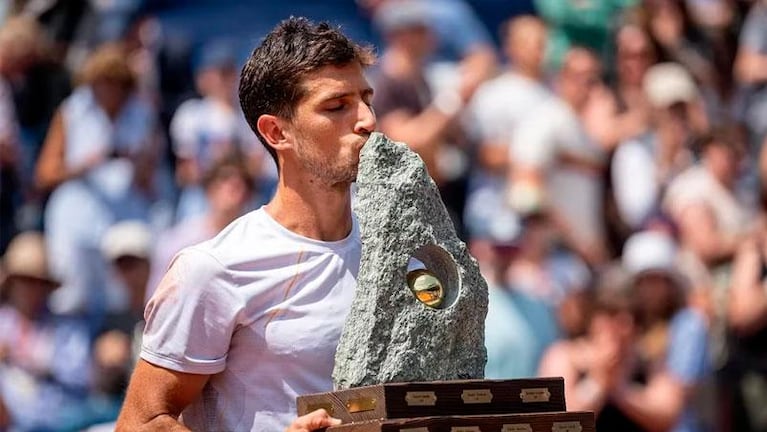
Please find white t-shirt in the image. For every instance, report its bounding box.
[512,97,606,244]
[611,134,658,229]
[469,72,551,145]
[141,207,360,431]
[663,165,750,237]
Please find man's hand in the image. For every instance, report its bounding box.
[285,409,342,432]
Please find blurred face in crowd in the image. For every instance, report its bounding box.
[113,256,150,296]
[6,276,54,320]
[633,272,681,323]
[704,141,741,188]
[0,17,41,77]
[559,49,602,110]
[655,101,693,146]
[505,17,547,78]
[558,290,593,339]
[93,78,132,117]
[616,25,654,87]
[589,306,635,352]
[388,24,435,60]
[197,65,239,101]
[521,213,557,258]
[206,164,252,215]
[277,62,376,188]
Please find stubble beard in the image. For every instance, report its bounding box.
[296,146,358,189]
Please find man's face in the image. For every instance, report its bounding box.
[284,62,376,188]
[560,53,601,109]
[506,21,546,75]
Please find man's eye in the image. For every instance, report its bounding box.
[327,104,346,112]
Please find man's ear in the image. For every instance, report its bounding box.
[257,114,293,151]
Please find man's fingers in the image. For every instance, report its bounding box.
[288,409,342,431]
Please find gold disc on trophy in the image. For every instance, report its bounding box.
[407,269,444,308]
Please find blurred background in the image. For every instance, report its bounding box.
[1,0,767,430]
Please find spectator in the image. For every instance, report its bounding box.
[734,0,767,147]
[371,0,481,237]
[358,0,497,84]
[0,231,94,431]
[538,263,639,426]
[170,39,272,222]
[540,230,712,432]
[510,47,609,266]
[145,156,254,300]
[484,206,558,379]
[0,15,70,248]
[611,62,704,232]
[722,172,767,430]
[663,127,752,294]
[470,15,549,178]
[505,210,591,308]
[610,24,656,143]
[642,0,718,97]
[601,24,657,253]
[465,15,550,264]
[684,0,740,102]
[0,31,21,254]
[79,221,155,430]
[100,220,152,340]
[612,230,711,432]
[35,42,158,319]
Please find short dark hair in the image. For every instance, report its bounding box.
[239,17,376,169]
[201,153,254,192]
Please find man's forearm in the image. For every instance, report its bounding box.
[116,413,192,432]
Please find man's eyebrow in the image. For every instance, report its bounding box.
[320,87,375,102]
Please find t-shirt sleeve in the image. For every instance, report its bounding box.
[739,5,767,53]
[666,309,710,385]
[141,248,243,375]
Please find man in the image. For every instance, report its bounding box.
[464,15,549,265]
[116,18,377,431]
[170,40,273,222]
[371,0,481,237]
[510,48,609,265]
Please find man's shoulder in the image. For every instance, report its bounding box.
[189,209,272,261]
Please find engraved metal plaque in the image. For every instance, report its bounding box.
[502,424,533,432]
[552,421,583,432]
[461,389,493,404]
[520,388,551,403]
[405,391,437,406]
[346,397,377,413]
[450,427,481,432]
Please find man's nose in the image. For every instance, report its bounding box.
[355,101,376,134]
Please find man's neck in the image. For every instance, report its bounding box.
[513,65,542,82]
[265,178,353,242]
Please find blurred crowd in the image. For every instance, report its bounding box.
[1,0,767,431]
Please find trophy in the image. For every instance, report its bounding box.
[298,133,595,431]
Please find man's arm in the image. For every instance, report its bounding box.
[116,359,209,431]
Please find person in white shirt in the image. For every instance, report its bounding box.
[465,15,550,258]
[510,48,608,266]
[116,17,377,432]
[170,40,276,222]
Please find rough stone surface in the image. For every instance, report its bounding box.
[333,132,488,389]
